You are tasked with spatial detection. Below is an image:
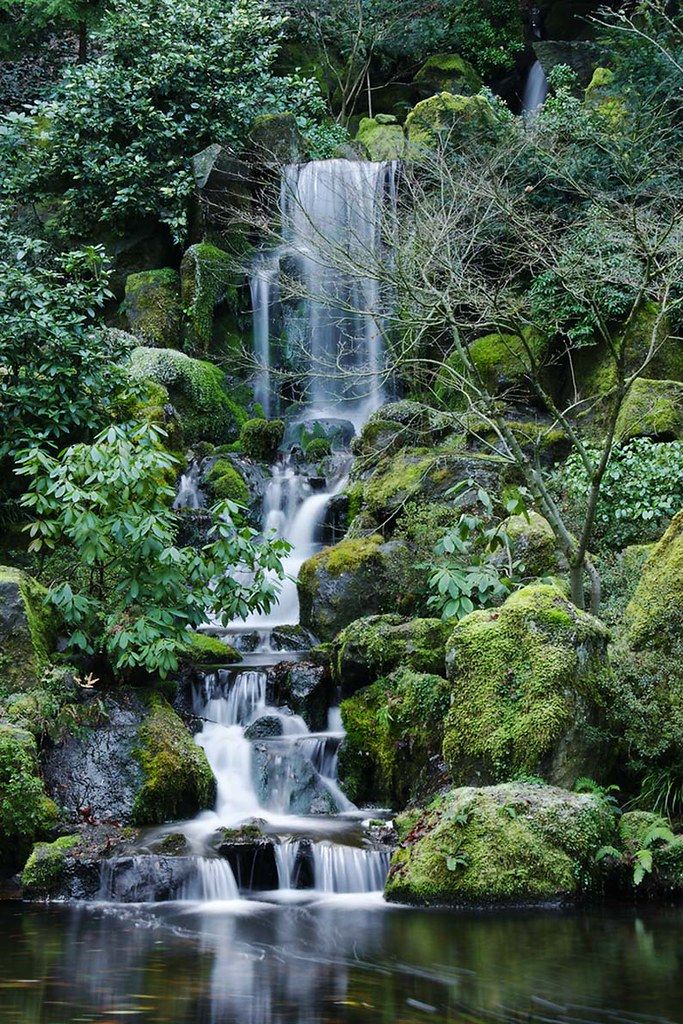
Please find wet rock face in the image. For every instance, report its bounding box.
[269,661,332,731]
[250,742,341,815]
[42,690,146,825]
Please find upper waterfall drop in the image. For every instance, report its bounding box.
[250,157,398,423]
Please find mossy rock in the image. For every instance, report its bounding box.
[503,510,560,578]
[436,330,548,409]
[239,418,285,463]
[0,723,59,873]
[205,458,249,504]
[384,782,617,906]
[615,379,683,442]
[413,53,482,98]
[625,509,683,653]
[354,401,459,460]
[21,835,80,898]
[180,243,239,354]
[355,116,406,161]
[339,667,451,808]
[304,437,332,462]
[123,268,182,348]
[443,583,611,787]
[584,67,627,127]
[332,613,452,694]
[132,694,216,824]
[298,536,414,642]
[178,632,240,666]
[248,111,306,164]
[405,92,496,149]
[127,346,247,446]
[0,565,57,692]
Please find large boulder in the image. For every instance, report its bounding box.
[353,400,460,459]
[269,660,332,731]
[332,614,451,695]
[41,689,215,826]
[126,346,247,446]
[0,723,58,873]
[248,112,306,165]
[413,54,482,98]
[443,583,611,787]
[250,742,341,815]
[625,509,683,653]
[180,242,239,354]
[435,330,549,409]
[405,92,496,148]
[355,115,407,161]
[123,268,182,347]
[384,782,616,906]
[339,667,451,808]
[0,566,56,692]
[615,379,683,443]
[297,535,414,641]
[502,510,560,578]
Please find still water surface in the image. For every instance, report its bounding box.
[1,899,682,1024]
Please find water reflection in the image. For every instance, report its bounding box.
[1,900,683,1023]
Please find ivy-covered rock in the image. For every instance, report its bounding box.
[127,346,247,445]
[205,458,250,504]
[405,92,496,148]
[239,418,285,462]
[123,268,182,347]
[180,242,238,354]
[0,723,58,873]
[615,379,683,442]
[625,509,683,653]
[132,693,216,824]
[502,510,559,578]
[339,667,451,807]
[0,565,57,692]
[21,834,81,898]
[355,115,406,161]
[384,783,617,906]
[298,535,414,641]
[332,614,451,695]
[443,583,611,787]
[413,54,482,98]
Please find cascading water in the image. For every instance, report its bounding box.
[522,6,549,115]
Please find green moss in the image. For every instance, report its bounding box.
[615,379,683,442]
[339,667,451,807]
[443,583,611,786]
[0,724,59,872]
[304,437,332,461]
[384,782,617,906]
[0,565,57,692]
[21,835,80,898]
[132,694,216,824]
[584,67,627,127]
[355,116,407,161]
[625,509,683,652]
[205,458,249,504]
[180,243,237,354]
[504,510,559,578]
[437,331,548,408]
[313,535,384,579]
[123,268,182,347]
[413,53,482,96]
[178,632,240,666]
[127,347,247,446]
[344,482,365,524]
[405,92,496,148]
[239,418,285,462]
[332,613,452,687]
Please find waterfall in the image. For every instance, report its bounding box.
[173,461,204,509]
[522,61,548,114]
[249,158,397,420]
[180,858,240,901]
[311,843,390,893]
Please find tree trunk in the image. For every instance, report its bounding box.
[569,561,585,610]
[78,20,88,63]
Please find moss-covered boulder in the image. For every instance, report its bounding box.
[239,418,285,462]
[503,510,559,578]
[384,783,617,906]
[625,509,683,652]
[180,243,240,354]
[353,400,459,460]
[332,614,451,694]
[443,583,611,787]
[178,632,240,666]
[413,54,482,98]
[21,835,81,898]
[0,566,56,692]
[339,667,451,807]
[355,115,407,161]
[205,458,250,504]
[615,379,683,442]
[127,347,246,446]
[405,92,496,148]
[298,536,413,641]
[584,67,627,127]
[123,268,182,347]
[132,693,216,825]
[0,723,58,873]
[248,111,306,164]
[436,330,548,408]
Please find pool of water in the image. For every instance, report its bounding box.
[1,899,682,1023]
